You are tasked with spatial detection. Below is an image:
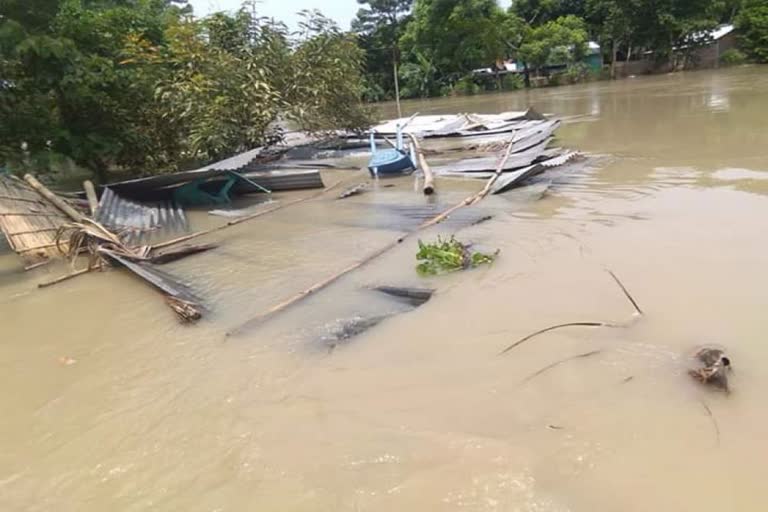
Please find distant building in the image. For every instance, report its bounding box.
[471,41,602,78]
[675,24,737,69]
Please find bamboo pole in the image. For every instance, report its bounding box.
[151,180,344,252]
[407,133,435,195]
[24,259,52,271]
[227,150,517,336]
[37,267,94,288]
[226,239,406,336]
[83,180,99,215]
[469,141,515,205]
[23,174,87,222]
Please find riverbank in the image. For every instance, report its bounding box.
[1,66,767,511]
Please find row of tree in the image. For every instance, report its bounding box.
[0,0,372,180]
[2,0,767,179]
[356,0,768,101]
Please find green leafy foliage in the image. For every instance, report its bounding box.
[512,0,587,26]
[720,47,748,64]
[518,15,588,72]
[0,1,372,180]
[736,1,768,62]
[416,236,497,276]
[352,0,413,100]
[285,10,373,133]
[399,0,509,95]
[358,0,760,97]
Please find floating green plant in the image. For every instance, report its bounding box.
[416,235,497,276]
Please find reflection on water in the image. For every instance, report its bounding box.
[2,67,768,511]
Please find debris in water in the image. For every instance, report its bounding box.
[689,347,731,392]
[148,244,217,265]
[498,269,642,355]
[101,249,204,322]
[94,187,188,246]
[165,295,203,323]
[700,400,721,446]
[520,350,602,384]
[373,285,434,307]
[337,183,368,200]
[322,315,390,350]
[470,215,493,226]
[58,356,77,366]
[0,175,81,266]
[416,235,497,276]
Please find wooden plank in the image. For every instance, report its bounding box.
[0,212,68,218]
[8,227,59,236]
[17,242,59,253]
[0,195,45,204]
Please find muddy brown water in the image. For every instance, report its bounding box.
[2,67,768,511]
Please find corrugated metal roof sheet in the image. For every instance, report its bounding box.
[95,188,187,246]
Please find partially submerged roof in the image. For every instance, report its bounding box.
[372,109,546,137]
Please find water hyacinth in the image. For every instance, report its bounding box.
[415,235,497,276]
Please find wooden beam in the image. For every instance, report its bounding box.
[23,174,87,222]
[83,180,99,215]
[0,195,45,204]
[8,227,59,236]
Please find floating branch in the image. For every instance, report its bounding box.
[520,350,602,383]
[500,322,605,355]
[607,269,643,316]
[499,269,643,355]
[700,400,720,446]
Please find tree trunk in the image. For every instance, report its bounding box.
[392,48,402,119]
[611,40,617,80]
[523,63,531,88]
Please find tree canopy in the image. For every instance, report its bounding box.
[0,1,371,180]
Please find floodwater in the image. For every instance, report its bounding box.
[2,66,768,511]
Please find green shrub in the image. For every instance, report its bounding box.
[501,74,525,90]
[720,48,748,66]
[564,62,589,83]
[454,75,481,95]
[736,3,768,63]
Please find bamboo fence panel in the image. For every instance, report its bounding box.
[0,176,70,264]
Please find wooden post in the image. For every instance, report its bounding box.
[24,174,87,222]
[83,180,99,215]
[407,133,435,195]
[393,48,402,119]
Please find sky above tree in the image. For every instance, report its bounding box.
[188,0,511,29]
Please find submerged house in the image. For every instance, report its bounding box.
[615,24,737,77]
[684,24,737,68]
